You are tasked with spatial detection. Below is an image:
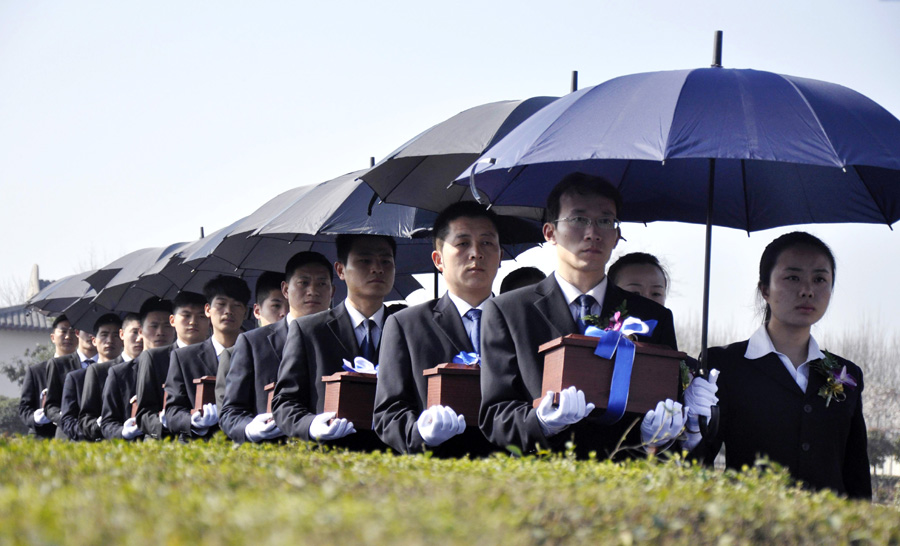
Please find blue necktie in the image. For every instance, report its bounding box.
[465,308,482,354]
[361,319,377,362]
[576,294,597,334]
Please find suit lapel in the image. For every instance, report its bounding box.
[601,283,627,321]
[432,294,472,354]
[201,339,218,376]
[268,320,288,357]
[532,276,579,338]
[327,304,360,359]
[749,352,805,396]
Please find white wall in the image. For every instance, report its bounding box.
[0,330,51,398]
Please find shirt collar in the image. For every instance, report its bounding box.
[343,299,385,329]
[745,323,825,363]
[77,350,96,364]
[446,291,490,319]
[554,272,607,308]
[210,337,227,357]
[175,338,188,349]
[122,354,135,363]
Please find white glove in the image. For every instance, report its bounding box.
[641,399,687,451]
[308,412,356,441]
[244,413,283,443]
[683,369,719,451]
[33,408,51,425]
[122,417,143,440]
[159,409,168,430]
[191,403,219,434]
[535,386,596,437]
[96,416,103,428]
[417,405,466,447]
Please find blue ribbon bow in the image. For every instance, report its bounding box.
[583,317,657,424]
[451,352,480,366]
[342,356,378,375]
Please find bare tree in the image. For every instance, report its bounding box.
[0,275,29,307]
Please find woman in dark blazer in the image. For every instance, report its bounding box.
[685,232,871,499]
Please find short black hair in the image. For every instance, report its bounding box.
[202,275,251,305]
[545,172,622,223]
[93,313,123,336]
[335,234,397,265]
[255,271,285,304]
[172,291,207,312]
[139,297,174,325]
[51,314,70,329]
[284,251,333,283]
[432,202,501,251]
[608,252,669,288]
[122,313,141,328]
[500,267,546,294]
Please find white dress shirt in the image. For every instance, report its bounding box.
[744,324,825,393]
[446,291,490,350]
[343,299,386,349]
[554,272,608,323]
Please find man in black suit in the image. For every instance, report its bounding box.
[44,317,100,439]
[58,314,123,440]
[273,234,396,449]
[479,173,682,458]
[164,276,250,439]
[104,300,174,440]
[78,313,143,441]
[135,294,205,439]
[220,252,335,444]
[374,202,501,455]
[18,314,78,438]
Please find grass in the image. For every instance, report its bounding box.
[1,436,898,545]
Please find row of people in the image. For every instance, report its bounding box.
[18,173,871,499]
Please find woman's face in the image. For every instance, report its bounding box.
[614,263,667,306]
[761,246,833,330]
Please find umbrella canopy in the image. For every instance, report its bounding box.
[89,243,190,311]
[456,67,900,363]
[459,68,900,230]
[26,270,98,314]
[360,97,558,212]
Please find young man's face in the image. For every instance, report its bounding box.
[140,311,176,349]
[254,289,288,326]
[50,320,78,356]
[120,319,144,359]
[170,305,209,345]
[336,238,396,302]
[205,295,248,337]
[92,324,124,362]
[76,329,96,354]
[543,191,619,281]
[433,216,501,304]
[283,263,334,318]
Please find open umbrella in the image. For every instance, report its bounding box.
[457,61,900,363]
[26,270,98,315]
[360,97,557,213]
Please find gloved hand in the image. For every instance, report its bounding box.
[535,386,596,437]
[308,412,356,441]
[96,416,103,428]
[158,409,168,430]
[33,408,51,425]
[417,405,466,447]
[641,399,687,451]
[122,417,143,440]
[190,403,219,435]
[683,369,719,451]
[244,412,283,443]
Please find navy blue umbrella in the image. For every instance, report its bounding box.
[457,66,900,364]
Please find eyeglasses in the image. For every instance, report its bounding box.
[553,216,620,230]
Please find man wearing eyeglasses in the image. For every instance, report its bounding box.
[479,172,680,458]
[18,315,79,438]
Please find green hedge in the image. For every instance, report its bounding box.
[0,436,897,545]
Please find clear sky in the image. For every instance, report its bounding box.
[2,1,898,345]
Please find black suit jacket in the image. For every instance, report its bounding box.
[78,357,123,441]
[164,338,220,438]
[59,367,89,441]
[373,294,494,456]
[273,303,386,449]
[135,344,177,439]
[220,320,288,443]
[478,275,678,458]
[44,352,84,425]
[101,358,141,440]
[698,341,871,499]
[18,360,56,438]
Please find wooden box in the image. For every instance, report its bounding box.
[532,334,685,415]
[322,372,377,430]
[423,363,481,425]
[191,376,216,415]
[264,382,276,414]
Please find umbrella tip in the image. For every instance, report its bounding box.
[711,30,723,68]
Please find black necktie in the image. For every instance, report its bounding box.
[361,319,377,362]
[576,294,597,334]
[465,308,482,354]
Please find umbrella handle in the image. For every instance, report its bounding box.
[468,158,496,204]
